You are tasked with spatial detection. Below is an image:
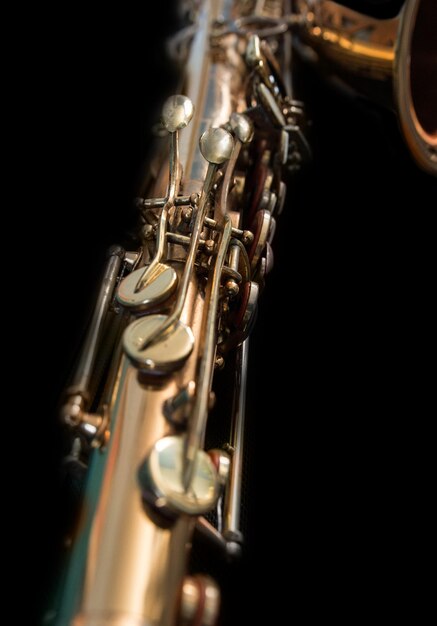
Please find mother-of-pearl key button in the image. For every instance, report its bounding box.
[117,265,178,311]
[123,314,194,373]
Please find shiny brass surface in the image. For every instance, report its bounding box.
[179,576,220,626]
[123,315,195,372]
[137,127,233,353]
[199,128,234,165]
[182,217,233,490]
[224,340,248,539]
[70,359,195,626]
[51,1,435,625]
[298,0,436,174]
[162,95,195,133]
[139,435,219,514]
[67,247,124,399]
[117,265,178,311]
[300,1,397,78]
[132,96,191,298]
[229,112,254,144]
[55,2,247,622]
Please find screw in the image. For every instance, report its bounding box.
[225,279,239,298]
[141,224,154,240]
[190,192,199,206]
[242,230,254,246]
[181,207,193,222]
[204,239,215,255]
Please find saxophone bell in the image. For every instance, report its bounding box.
[296,0,437,175]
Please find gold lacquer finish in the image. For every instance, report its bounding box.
[51,1,435,626]
[72,361,194,626]
[298,0,436,175]
[54,1,262,624]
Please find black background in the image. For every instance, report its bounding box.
[26,1,435,623]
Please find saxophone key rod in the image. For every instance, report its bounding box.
[133,96,193,294]
[140,196,254,241]
[182,217,233,492]
[224,338,249,542]
[116,96,196,314]
[65,245,124,400]
[137,195,193,209]
[138,127,234,352]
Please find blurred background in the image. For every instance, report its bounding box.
[28,1,435,623]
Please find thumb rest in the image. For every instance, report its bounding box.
[48,1,435,625]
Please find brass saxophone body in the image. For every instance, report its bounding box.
[49,1,435,625]
[53,2,302,625]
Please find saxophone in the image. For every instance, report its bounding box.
[48,1,435,625]
[51,2,305,625]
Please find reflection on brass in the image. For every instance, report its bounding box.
[123,315,195,373]
[117,265,178,312]
[138,435,219,515]
[51,1,435,626]
[298,0,436,174]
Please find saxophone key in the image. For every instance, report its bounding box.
[116,264,178,312]
[138,435,219,516]
[264,241,274,274]
[228,280,259,343]
[123,314,194,373]
[179,575,220,626]
[248,208,272,271]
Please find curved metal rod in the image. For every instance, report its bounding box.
[229,238,251,285]
[223,338,249,537]
[219,141,241,219]
[182,217,233,491]
[134,132,180,292]
[139,162,217,351]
